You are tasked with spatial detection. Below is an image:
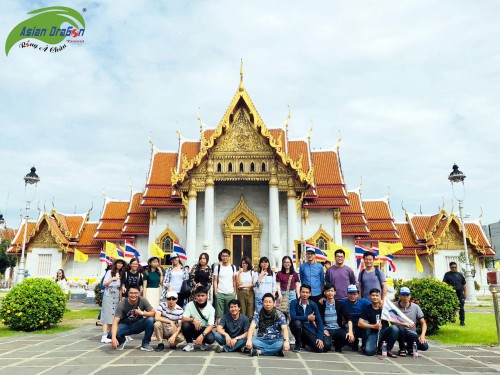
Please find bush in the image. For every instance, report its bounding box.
[94,282,103,307]
[395,277,459,335]
[0,278,66,331]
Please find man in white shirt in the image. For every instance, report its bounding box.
[213,248,237,321]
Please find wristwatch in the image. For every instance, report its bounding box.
[201,333,206,337]
[283,338,289,342]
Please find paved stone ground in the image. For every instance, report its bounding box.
[0,323,499,375]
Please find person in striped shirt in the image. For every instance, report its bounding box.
[153,290,185,351]
[318,283,354,352]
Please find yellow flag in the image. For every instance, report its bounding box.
[327,241,351,259]
[379,242,403,256]
[415,250,424,273]
[105,241,119,259]
[495,261,500,270]
[74,249,88,263]
[150,242,166,258]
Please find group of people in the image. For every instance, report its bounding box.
[98,247,430,357]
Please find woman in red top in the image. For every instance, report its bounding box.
[276,255,300,304]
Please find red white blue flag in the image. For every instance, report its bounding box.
[173,242,188,261]
[99,250,113,265]
[304,242,328,262]
[124,242,141,259]
[354,242,397,273]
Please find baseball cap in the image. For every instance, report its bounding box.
[169,252,179,259]
[305,248,315,253]
[166,290,178,299]
[347,284,359,293]
[399,287,411,295]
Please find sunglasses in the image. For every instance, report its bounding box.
[167,297,177,301]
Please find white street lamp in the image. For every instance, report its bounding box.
[16,167,40,285]
[448,163,477,303]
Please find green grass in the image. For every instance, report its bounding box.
[0,308,99,338]
[431,312,498,345]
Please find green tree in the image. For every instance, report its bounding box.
[0,240,16,277]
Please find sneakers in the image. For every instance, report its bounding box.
[155,343,165,352]
[292,346,301,353]
[199,343,210,351]
[460,321,465,326]
[250,348,261,356]
[141,344,154,352]
[276,349,285,357]
[101,335,111,344]
[214,343,223,353]
[116,341,126,351]
[125,336,134,342]
[183,342,195,352]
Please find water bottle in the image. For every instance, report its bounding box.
[412,342,419,358]
[382,341,387,358]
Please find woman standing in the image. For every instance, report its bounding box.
[55,269,70,296]
[253,257,278,313]
[100,259,125,343]
[189,252,212,300]
[237,256,255,319]
[121,258,143,299]
[276,256,300,304]
[143,256,163,310]
[163,252,190,307]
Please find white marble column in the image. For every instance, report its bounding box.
[333,208,343,245]
[269,162,281,269]
[186,184,197,264]
[287,179,298,260]
[204,159,215,262]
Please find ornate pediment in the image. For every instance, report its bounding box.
[212,110,274,155]
[434,222,468,251]
[30,223,61,250]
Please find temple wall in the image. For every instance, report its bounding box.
[26,248,62,278]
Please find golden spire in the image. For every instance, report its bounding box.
[239,58,244,92]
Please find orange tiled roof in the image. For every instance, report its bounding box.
[95,200,132,241]
[76,223,101,249]
[310,151,343,186]
[356,199,399,242]
[179,141,201,174]
[9,221,37,247]
[269,129,285,144]
[288,140,310,174]
[395,223,423,251]
[123,192,150,236]
[0,227,15,241]
[340,190,369,235]
[146,151,178,186]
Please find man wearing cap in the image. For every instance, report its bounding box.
[396,287,428,356]
[341,284,371,351]
[443,261,467,325]
[325,249,356,300]
[153,290,185,351]
[299,248,325,304]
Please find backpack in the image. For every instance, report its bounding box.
[217,264,237,276]
[99,271,108,291]
[359,268,383,294]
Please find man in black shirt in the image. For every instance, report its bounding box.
[443,262,467,325]
[214,299,249,352]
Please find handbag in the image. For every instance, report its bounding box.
[180,278,191,295]
[276,274,293,314]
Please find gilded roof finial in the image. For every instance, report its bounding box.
[386,186,391,199]
[419,204,423,214]
[285,105,291,156]
[239,58,244,92]
[336,130,342,150]
[307,122,313,140]
[478,207,483,221]
[198,108,204,136]
[148,131,154,151]
[176,126,182,141]
[359,176,363,193]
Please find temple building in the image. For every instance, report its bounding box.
[7,70,495,288]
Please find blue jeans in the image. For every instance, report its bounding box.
[111,317,154,347]
[364,325,398,356]
[214,332,246,352]
[252,337,284,355]
[255,296,263,313]
[397,326,429,352]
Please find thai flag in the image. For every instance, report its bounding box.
[173,242,188,261]
[304,242,328,262]
[100,250,113,265]
[124,242,141,259]
[117,245,125,258]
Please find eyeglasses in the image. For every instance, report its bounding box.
[167,297,177,301]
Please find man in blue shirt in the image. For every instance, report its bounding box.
[290,284,324,353]
[299,248,325,304]
[341,284,371,351]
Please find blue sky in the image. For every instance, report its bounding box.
[0,1,499,230]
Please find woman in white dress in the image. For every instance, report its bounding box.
[100,259,125,343]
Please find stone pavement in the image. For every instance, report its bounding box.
[0,324,499,375]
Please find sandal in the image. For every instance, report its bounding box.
[387,351,397,358]
[398,349,407,357]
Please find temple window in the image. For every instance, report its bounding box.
[217,163,222,172]
[261,162,266,172]
[234,216,251,227]
[250,162,255,172]
[160,235,174,266]
[316,236,328,251]
[228,162,233,172]
[239,162,244,172]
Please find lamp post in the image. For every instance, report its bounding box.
[448,163,477,303]
[16,167,40,285]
